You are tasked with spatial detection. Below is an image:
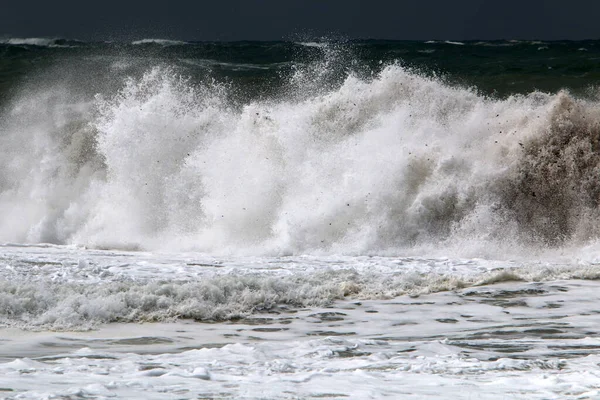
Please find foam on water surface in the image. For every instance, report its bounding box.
[2,262,600,399]
[1,245,600,398]
[3,244,600,331]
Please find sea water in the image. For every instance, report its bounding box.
[2,39,600,398]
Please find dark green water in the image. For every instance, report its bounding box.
[2,39,600,105]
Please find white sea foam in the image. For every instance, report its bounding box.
[3,243,600,330]
[2,38,61,47]
[297,42,329,48]
[131,38,188,46]
[1,58,600,257]
[3,277,600,398]
[444,40,465,45]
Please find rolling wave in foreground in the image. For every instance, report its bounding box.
[2,55,600,258]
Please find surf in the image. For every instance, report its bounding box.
[1,50,600,258]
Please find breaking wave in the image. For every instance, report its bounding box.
[131,39,189,46]
[2,252,599,330]
[1,37,80,47]
[2,54,600,256]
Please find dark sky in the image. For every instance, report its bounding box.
[2,0,600,41]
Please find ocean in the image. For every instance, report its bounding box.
[2,38,600,399]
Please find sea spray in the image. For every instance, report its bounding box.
[2,51,600,255]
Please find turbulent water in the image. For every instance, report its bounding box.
[3,38,600,254]
[3,38,600,399]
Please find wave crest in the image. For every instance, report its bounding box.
[131,39,188,46]
[2,60,600,255]
[1,37,80,47]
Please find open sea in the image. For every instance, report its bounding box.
[2,38,600,399]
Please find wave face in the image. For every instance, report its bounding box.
[2,43,600,256]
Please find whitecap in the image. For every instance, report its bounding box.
[444,40,465,45]
[131,39,188,46]
[3,38,57,47]
[296,42,328,49]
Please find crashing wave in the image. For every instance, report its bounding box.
[1,37,83,47]
[131,39,188,46]
[2,53,600,255]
